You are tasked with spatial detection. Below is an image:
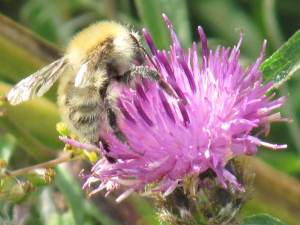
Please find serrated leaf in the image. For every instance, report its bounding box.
[243,214,286,225]
[261,30,300,88]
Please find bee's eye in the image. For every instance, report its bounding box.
[106,60,119,77]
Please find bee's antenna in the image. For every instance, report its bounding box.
[129,33,178,100]
[129,33,157,68]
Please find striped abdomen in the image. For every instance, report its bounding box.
[58,75,106,144]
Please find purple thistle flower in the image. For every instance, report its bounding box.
[63,15,287,202]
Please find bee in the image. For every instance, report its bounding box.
[6,21,174,145]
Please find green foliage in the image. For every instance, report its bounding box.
[0,134,16,163]
[55,167,120,225]
[191,0,263,58]
[259,151,300,175]
[243,214,285,225]
[129,196,161,225]
[261,30,300,88]
[0,82,61,161]
[134,0,170,49]
[55,167,84,225]
[135,0,192,49]
[0,35,43,83]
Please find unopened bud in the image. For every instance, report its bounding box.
[25,168,56,186]
[0,179,35,203]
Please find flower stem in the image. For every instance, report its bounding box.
[1,152,75,178]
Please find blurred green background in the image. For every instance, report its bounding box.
[0,0,299,224]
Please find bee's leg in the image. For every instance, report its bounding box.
[126,65,176,98]
[99,107,137,163]
[98,137,117,163]
[107,107,128,144]
[98,106,132,164]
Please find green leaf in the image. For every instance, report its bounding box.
[134,0,192,49]
[55,167,120,225]
[0,82,61,161]
[0,34,43,83]
[261,30,300,88]
[158,0,191,48]
[243,214,286,225]
[0,134,16,163]
[20,0,68,44]
[242,199,298,225]
[134,0,169,49]
[129,196,160,225]
[83,201,121,225]
[0,14,60,104]
[0,14,60,82]
[258,151,300,175]
[55,167,84,225]
[0,14,62,161]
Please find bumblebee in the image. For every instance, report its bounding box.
[7,21,174,144]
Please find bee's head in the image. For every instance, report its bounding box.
[106,29,145,77]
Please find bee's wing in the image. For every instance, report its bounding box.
[74,62,91,88]
[7,57,67,105]
[74,62,106,88]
